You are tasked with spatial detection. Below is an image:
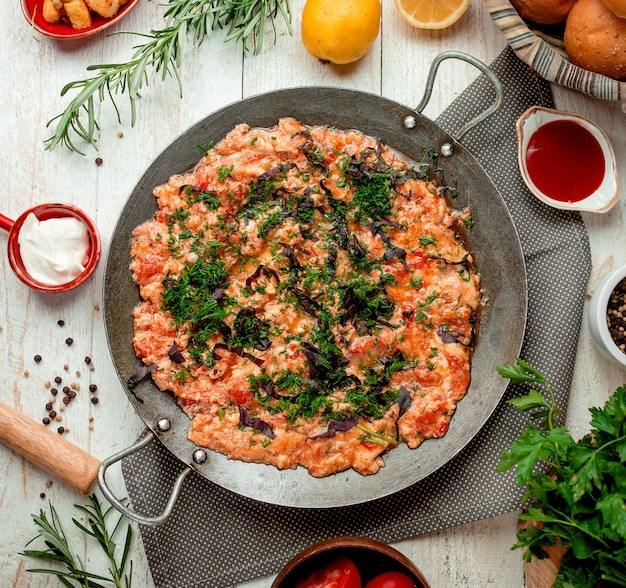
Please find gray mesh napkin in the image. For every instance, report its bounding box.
[121,47,591,588]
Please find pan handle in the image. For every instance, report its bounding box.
[97,431,192,526]
[414,50,503,142]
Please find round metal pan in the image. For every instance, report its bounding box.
[102,57,527,515]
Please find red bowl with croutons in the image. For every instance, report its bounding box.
[21,0,141,40]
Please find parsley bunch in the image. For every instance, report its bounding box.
[497,359,626,587]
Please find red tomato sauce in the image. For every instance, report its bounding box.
[525,120,605,203]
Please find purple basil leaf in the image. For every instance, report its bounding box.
[309,416,358,439]
[168,341,185,364]
[437,326,461,344]
[238,406,275,439]
[213,343,264,366]
[352,319,370,336]
[288,286,321,317]
[385,218,407,230]
[262,266,281,285]
[395,386,412,418]
[127,364,157,389]
[245,264,264,289]
[376,317,398,329]
[254,338,272,352]
[281,244,302,272]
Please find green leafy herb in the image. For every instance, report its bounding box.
[45,0,293,154]
[228,307,271,350]
[339,276,395,329]
[419,235,437,247]
[258,210,283,237]
[216,164,235,182]
[22,494,133,587]
[162,254,230,364]
[184,186,220,210]
[352,172,394,222]
[497,358,626,587]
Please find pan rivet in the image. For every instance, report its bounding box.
[156,418,171,432]
[441,143,454,157]
[403,115,417,129]
[193,449,207,464]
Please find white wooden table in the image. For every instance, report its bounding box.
[1,0,625,586]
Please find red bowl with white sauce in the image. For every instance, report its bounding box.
[516,106,621,213]
[2,202,101,293]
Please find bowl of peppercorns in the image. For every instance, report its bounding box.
[589,265,626,368]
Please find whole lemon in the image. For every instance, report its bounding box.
[301,0,381,65]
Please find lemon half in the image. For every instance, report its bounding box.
[394,0,470,29]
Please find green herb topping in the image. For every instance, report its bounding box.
[497,359,626,586]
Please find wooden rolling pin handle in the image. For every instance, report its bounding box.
[0,402,100,494]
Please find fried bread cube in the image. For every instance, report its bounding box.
[42,0,64,23]
[84,0,121,18]
[62,0,92,29]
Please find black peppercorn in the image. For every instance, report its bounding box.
[34,355,42,363]
[65,338,74,346]
[607,277,626,356]
[91,397,99,405]
[89,384,97,393]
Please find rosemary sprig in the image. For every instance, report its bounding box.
[22,494,133,587]
[45,0,292,154]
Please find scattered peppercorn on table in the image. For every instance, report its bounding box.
[1,0,625,586]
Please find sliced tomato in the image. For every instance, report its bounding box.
[296,555,361,588]
[363,571,417,588]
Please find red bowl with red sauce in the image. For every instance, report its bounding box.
[516,106,621,213]
[21,0,141,40]
[272,537,430,588]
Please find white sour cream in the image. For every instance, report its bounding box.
[17,213,90,285]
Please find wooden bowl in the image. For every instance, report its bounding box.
[272,536,430,587]
[484,0,626,102]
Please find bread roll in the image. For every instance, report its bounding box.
[564,0,626,80]
[600,0,626,18]
[510,0,577,24]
